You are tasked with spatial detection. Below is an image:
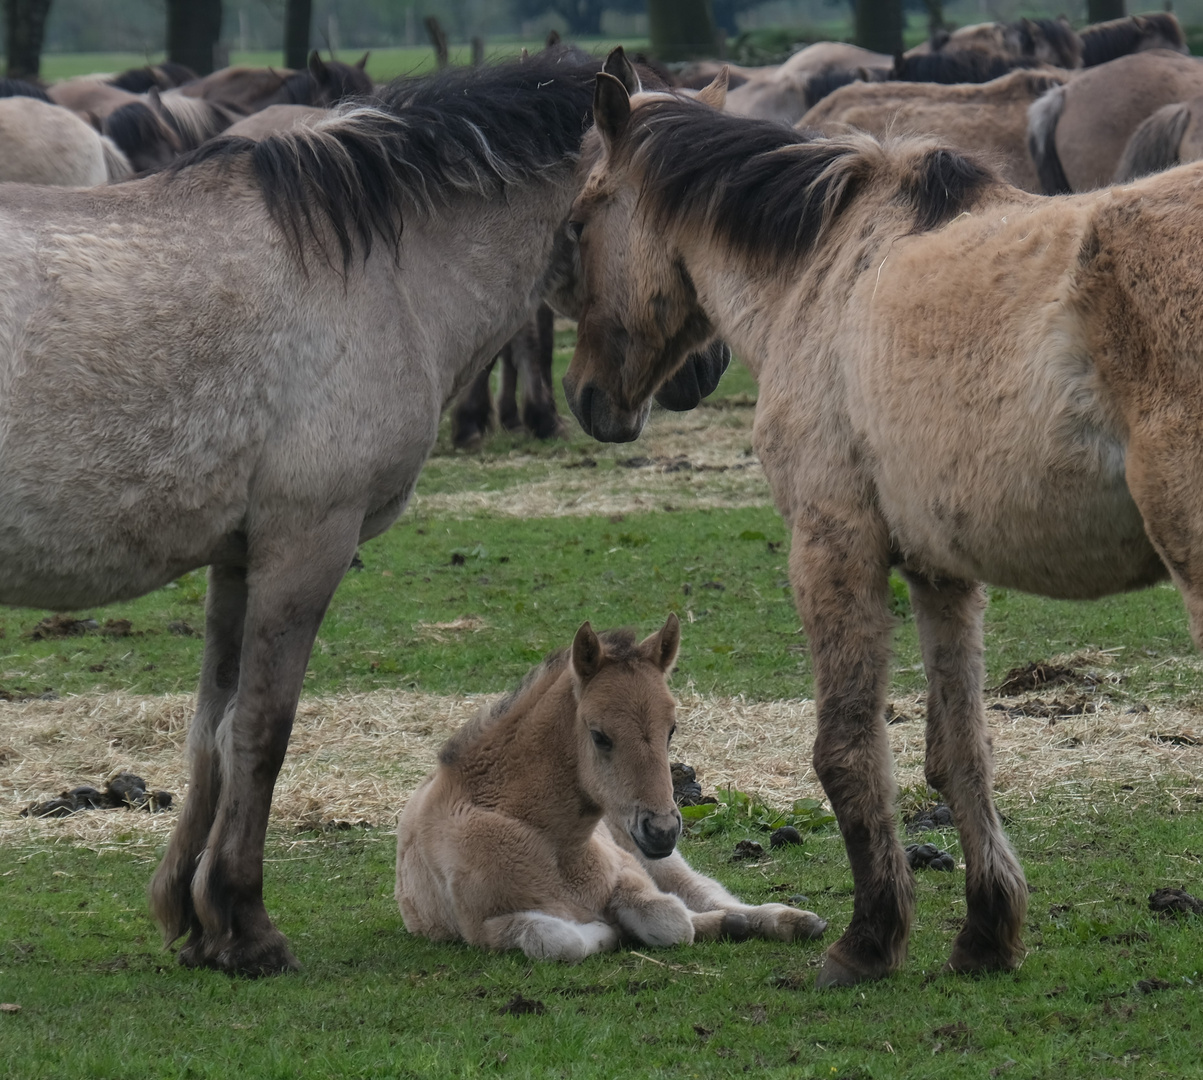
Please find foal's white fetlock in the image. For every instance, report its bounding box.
[509,913,619,962]
[616,894,695,947]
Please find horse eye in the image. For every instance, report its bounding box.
[590,729,613,751]
[568,220,584,242]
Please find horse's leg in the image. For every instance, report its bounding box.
[903,573,1028,973]
[149,562,247,950]
[518,303,566,440]
[450,358,496,450]
[497,341,522,433]
[184,514,361,975]
[607,858,695,946]
[790,506,912,987]
[481,912,618,961]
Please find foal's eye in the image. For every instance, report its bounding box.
[590,729,613,751]
[568,220,585,242]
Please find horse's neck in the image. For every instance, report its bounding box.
[403,177,576,408]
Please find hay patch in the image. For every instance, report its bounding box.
[3,689,1200,845]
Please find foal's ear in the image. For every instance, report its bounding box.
[355,51,370,70]
[695,66,729,110]
[308,50,328,79]
[572,621,604,681]
[641,613,681,674]
[603,46,641,96]
[594,72,632,145]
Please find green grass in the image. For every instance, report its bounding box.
[2,795,1201,1078]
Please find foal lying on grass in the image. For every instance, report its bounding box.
[395,615,827,960]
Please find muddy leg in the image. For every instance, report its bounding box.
[182,514,360,975]
[791,508,912,987]
[497,343,522,433]
[451,358,496,450]
[149,563,247,950]
[517,303,565,440]
[903,573,1027,973]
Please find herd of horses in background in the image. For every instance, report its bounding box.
[3,14,1203,985]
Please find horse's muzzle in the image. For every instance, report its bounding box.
[632,809,682,860]
[563,375,648,443]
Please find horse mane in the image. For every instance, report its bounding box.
[629,98,995,269]
[438,628,644,767]
[170,52,599,275]
[0,77,50,101]
[103,101,173,163]
[1014,17,1082,69]
[158,91,234,145]
[1081,13,1185,67]
[893,50,1026,84]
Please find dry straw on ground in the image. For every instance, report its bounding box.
[3,685,1200,846]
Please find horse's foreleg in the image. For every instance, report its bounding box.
[450,358,497,450]
[481,912,618,962]
[149,562,247,949]
[183,515,360,975]
[518,303,566,440]
[607,861,695,947]
[791,508,912,987]
[497,342,523,433]
[904,573,1027,974]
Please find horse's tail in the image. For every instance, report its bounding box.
[1113,102,1191,184]
[1027,83,1072,195]
[99,135,133,182]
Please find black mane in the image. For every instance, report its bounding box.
[0,77,50,101]
[1015,17,1082,68]
[894,50,1027,84]
[1081,13,1185,67]
[171,52,600,274]
[631,99,994,268]
[109,62,197,92]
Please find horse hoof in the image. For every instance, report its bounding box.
[720,912,751,941]
[792,912,828,941]
[815,941,894,988]
[945,936,1024,975]
[177,932,300,977]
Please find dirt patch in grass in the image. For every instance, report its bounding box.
[2,689,1200,845]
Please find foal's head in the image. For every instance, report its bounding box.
[563,70,729,442]
[571,614,682,859]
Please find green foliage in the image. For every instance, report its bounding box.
[681,788,837,837]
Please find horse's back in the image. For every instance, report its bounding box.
[0,97,109,186]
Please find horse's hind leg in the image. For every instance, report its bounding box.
[903,573,1027,974]
[149,562,247,949]
[497,343,523,433]
[450,358,496,450]
[791,508,913,987]
[184,514,361,975]
[517,303,566,440]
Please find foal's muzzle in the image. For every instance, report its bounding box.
[632,809,682,860]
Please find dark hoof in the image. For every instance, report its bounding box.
[815,938,899,988]
[178,930,300,977]
[946,928,1024,974]
[452,431,484,452]
[720,912,751,941]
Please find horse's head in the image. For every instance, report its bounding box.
[571,615,682,860]
[563,64,730,442]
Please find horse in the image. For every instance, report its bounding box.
[176,51,372,117]
[0,77,51,101]
[107,62,198,93]
[396,616,827,959]
[1112,94,1203,182]
[1027,49,1203,193]
[0,96,131,185]
[563,69,1203,987]
[799,69,1069,194]
[0,49,725,977]
[222,103,329,140]
[451,302,565,450]
[905,17,1082,68]
[1079,12,1187,67]
[102,89,236,173]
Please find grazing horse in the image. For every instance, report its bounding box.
[0,96,131,184]
[1027,49,1203,193]
[800,68,1068,194]
[563,71,1203,986]
[0,50,723,976]
[396,616,827,959]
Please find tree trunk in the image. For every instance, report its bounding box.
[1086,0,1125,23]
[4,0,54,81]
[648,0,717,63]
[284,0,313,70]
[854,0,904,58]
[424,16,449,69]
[167,0,223,76]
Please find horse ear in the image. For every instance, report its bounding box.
[572,622,604,681]
[694,66,728,110]
[594,72,631,145]
[308,50,328,79]
[145,85,164,115]
[355,51,370,70]
[603,46,641,95]
[641,613,681,674]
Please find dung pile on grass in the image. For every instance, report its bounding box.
[2,684,1201,844]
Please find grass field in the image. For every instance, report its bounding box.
[2,334,1201,1078]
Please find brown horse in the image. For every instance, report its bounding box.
[177,51,371,116]
[396,616,827,959]
[904,16,1082,69]
[563,71,1203,987]
[799,68,1068,193]
[1027,48,1203,193]
[1112,94,1203,182]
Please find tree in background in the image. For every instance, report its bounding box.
[285,0,313,69]
[710,0,758,38]
[166,0,221,75]
[854,0,903,56]
[511,0,642,37]
[1087,0,1125,21]
[648,0,716,61]
[4,0,53,79]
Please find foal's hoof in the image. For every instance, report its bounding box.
[719,912,751,941]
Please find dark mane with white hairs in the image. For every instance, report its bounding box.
[438,627,643,767]
[170,51,601,274]
[1081,12,1186,66]
[627,98,995,269]
[0,77,50,101]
